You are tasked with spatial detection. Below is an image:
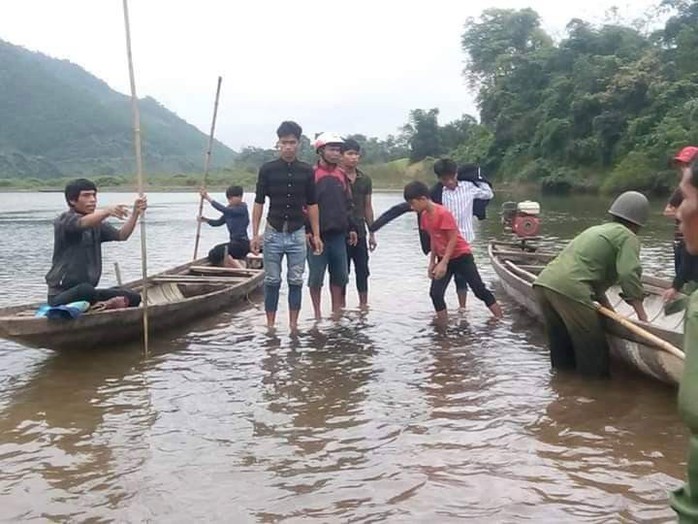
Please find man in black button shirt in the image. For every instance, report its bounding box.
[251,121,323,330]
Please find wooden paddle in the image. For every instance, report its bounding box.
[502,259,685,360]
[193,76,223,261]
[593,303,685,361]
[122,0,150,355]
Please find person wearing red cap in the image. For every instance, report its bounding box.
[663,146,698,302]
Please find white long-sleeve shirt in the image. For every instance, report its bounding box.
[440,181,494,242]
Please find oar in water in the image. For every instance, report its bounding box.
[122,0,149,355]
[193,76,223,261]
[502,259,685,361]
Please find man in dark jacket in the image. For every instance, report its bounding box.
[307,132,358,319]
[371,163,492,247]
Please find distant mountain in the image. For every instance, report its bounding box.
[0,39,236,179]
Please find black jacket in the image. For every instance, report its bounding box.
[369,169,493,255]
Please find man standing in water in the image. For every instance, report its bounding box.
[532,191,649,377]
[251,121,323,331]
[670,160,698,522]
[403,181,503,324]
[341,138,376,308]
[431,158,493,311]
[307,133,357,319]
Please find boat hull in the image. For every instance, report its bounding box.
[0,259,264,350]
[489,242,684,386]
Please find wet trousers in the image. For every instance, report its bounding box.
[533,286,610,377]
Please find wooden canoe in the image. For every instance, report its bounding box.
[488,240,685,385]
[0,259,264,350]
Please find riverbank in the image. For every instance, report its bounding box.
[0,157,673,196]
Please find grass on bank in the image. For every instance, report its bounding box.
[0,156,675,196]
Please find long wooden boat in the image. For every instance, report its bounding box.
[0,259,264,350]
[488,240,685,385]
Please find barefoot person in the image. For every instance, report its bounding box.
[341,138,376,308]
[198,185,250,268]
[307,132,358,319]
[403,181,503,324]
[431,158,493,311]
[46,178,146,308]
[250,121,322,330]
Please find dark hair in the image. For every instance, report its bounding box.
[64,178,97,205]
[692,161,698,188]
[403,181,430,201]
[276,121,302,139]
[341,138,361,153]
[226,185,243,198]
[433,158,457,177]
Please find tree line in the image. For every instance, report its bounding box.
[402,0,698,194]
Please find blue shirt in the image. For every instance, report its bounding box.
[206,201,249,242]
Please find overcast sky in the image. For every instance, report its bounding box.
[1,0,661,150]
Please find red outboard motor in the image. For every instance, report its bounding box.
[501,201,541,238]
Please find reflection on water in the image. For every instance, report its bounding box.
[0,191,687,521]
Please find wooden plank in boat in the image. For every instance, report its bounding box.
[491,249,556,261]
[150,275,248,284]
[189,265,262,277]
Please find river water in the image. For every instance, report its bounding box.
[0,191,688,522]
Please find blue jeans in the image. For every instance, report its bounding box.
[262,226,306,312]
[308,232,349,288]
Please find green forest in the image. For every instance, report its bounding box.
[2,1,698,193]
[397,0,698,194]
[221,0,698,195]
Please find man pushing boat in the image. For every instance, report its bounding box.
[532,191,649,377]
[45,178,147,309]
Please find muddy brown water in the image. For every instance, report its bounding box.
[0,191,687,522]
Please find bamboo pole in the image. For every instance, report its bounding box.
[114,262,123,286]
[193,76,223,261]
[122,0,149,355]
[501,261,685,360]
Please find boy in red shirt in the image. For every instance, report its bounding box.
[403,181,503,322]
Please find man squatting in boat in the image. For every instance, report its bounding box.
[46,178,147,309]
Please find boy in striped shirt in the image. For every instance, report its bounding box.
[404,181,502,323]
[432,158,494,310]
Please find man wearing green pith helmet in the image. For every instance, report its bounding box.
[532,191,649,377]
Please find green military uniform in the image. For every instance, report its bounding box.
[533,222,645,376]
[672,290,698,522]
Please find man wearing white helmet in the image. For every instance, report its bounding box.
[532,191,649,377]
[307,132,358,319]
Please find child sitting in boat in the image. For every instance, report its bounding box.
[198,185,250,268]
[45,178,146,308]
[402,181,503,323]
